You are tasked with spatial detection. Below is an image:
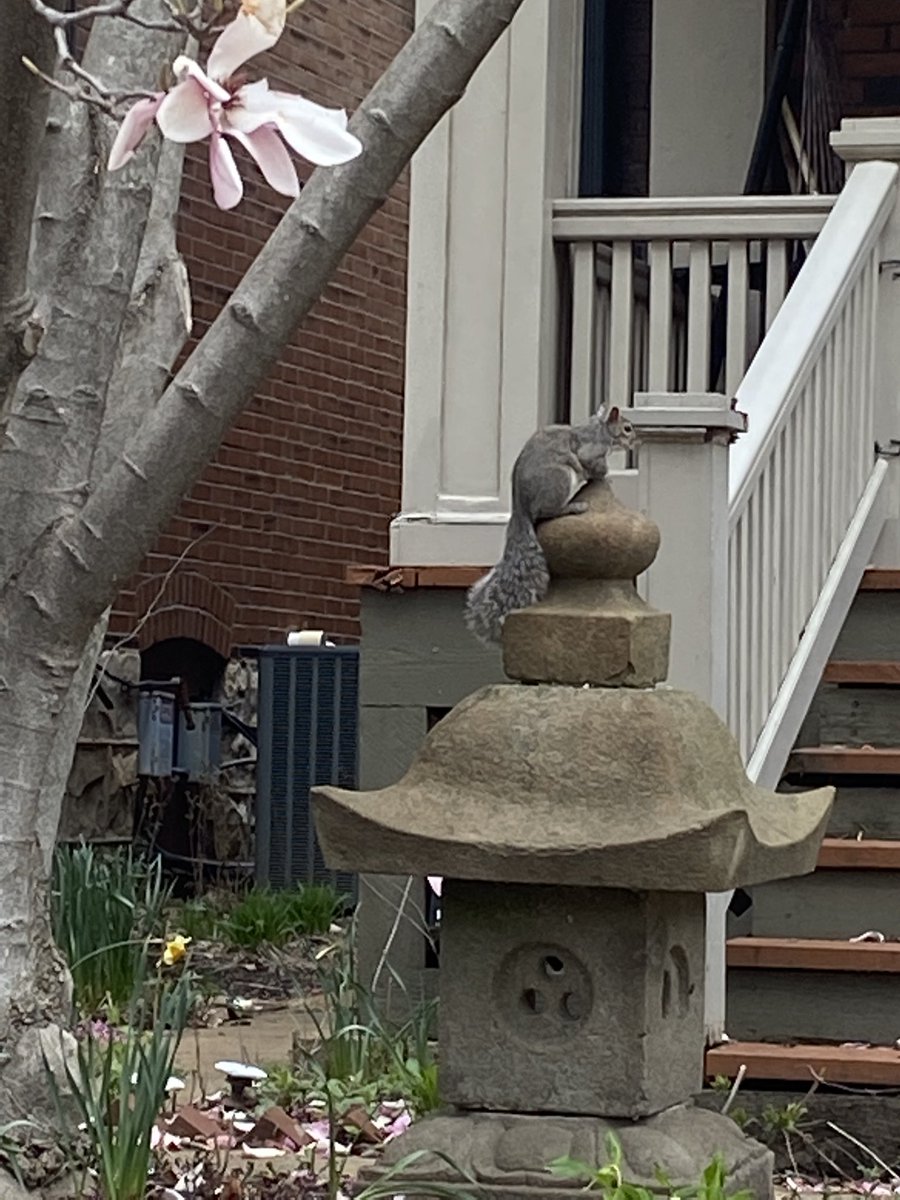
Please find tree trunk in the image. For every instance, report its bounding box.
[0,0,529,1122]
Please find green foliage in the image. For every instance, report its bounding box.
[353,1150,478,1200]
[760,1100,807,1134]
[217,882,346,948]
[173,895,222,942]
[47,968,195,1200]
[292,882,346,936]
[51,844,171,1014]
[258,1062,313,1112]
[303,940,442,1117]
[549,1132,753,1200]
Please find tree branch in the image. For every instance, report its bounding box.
[91,135,192,483]
[0,0,59,408]
[26,0,207,35]
[52,0,529,636]
[0,1,185,594]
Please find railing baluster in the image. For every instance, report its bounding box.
[687,241,711,391]
[765,239,788,330]
[570,242,597,424]
[726,240,749,396]
[760,463,773,719]
[739,512,751,760]
[648,241,672,390]
[608,242,634,412]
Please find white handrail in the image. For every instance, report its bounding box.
[553,194,834,240]
[726,160,898,770]
[730,162,898,520]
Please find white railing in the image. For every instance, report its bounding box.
[553,195,834,423]
[727,159,898,783]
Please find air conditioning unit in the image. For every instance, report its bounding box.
[255,645,358,896]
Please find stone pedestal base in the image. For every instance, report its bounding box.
[362,1106,773,1200]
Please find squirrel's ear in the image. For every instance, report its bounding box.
[607,406,620,422]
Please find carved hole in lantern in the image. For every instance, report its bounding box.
[521,987,545,1014]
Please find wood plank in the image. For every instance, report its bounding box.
[728,968,900,1045]
[706,1041,900,1086]
[751,869,900,939]
[861,569,900,591]
[344,565,489,590]
[415,567,489,588]
[789,746,900,775]
[823,661,900,684]
[727,936,900,972]
[818,837,900,869]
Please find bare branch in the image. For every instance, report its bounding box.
[21,51,158,114]
[26,0,224,37]
[28,0,188,33]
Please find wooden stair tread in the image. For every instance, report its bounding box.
[789,746,900,774]
[823,661,900,684]
[706,1040,900,1085]
[860,569,900,592]
[819,837,900,868]
[727,936,900,972]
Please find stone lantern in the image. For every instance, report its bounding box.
[312,480,833,1199]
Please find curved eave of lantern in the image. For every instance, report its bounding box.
[311,684,834,893]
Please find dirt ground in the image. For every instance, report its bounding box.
[174,998,324,1091]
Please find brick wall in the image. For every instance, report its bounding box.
[109,0,413,653]
[828,0,900,114]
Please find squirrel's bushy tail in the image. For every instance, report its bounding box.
[464,512,550,645]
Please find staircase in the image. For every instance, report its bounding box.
[709,568,900,1084]
[553,121,900,1075]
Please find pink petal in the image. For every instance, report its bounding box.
[107,94,163,170]
[209,132,243,209]
[268,92,362,166]
[156,78,216,144]
[227,125,299,198]
[207,7,284,82]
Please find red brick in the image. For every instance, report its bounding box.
[836,25,889,51]
[842,51,900,76]
[110,0,414,650]
[848,0,897,24]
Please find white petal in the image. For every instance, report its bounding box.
[269,92,362,166]
[227,125,299,198]
[227,79,279,133]
[208,132,244,209]
[107,94,163,170]
[156,79,215,143]
[207,8,284,82]
[171,55,231,102]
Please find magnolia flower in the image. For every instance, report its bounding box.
[108,0,361,209]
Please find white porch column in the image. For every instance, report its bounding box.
[627,392,746,1044]
[650,0,765,197]
[392,0,584,567]
[832,119,900,567]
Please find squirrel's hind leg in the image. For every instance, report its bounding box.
[558,500,588,516]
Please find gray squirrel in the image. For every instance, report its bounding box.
[465,406,635,644]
